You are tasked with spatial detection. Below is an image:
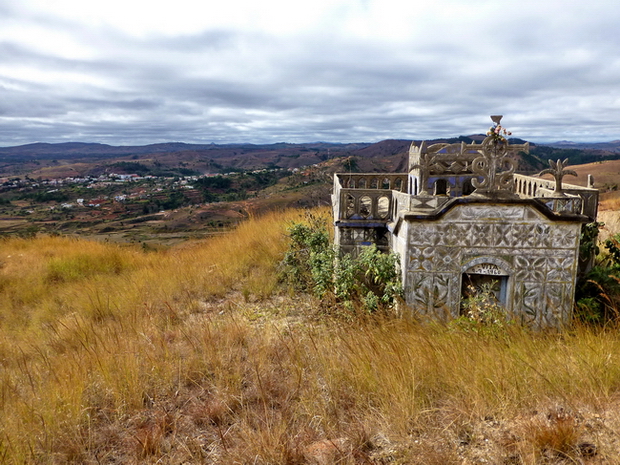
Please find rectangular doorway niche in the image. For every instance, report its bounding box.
[461,262,510,313]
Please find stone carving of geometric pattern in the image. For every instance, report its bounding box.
[541,282,571,327]
[353,229,373,241]
[514,255,546,281]
[408,246,435,272]
[548,225,579,249]
[340,229,353,242]
[439,220,574,251]
[493,223,517,247]
[545,255,576,283]
[340,228,390,246]
[408,219,578,252]
[409,225,438,247]
[515,223,543,248]
[448,161,467,173]
[340,229,361,245]
[464,224,494,247]
[430,224,453,246]
[534,223,552,248]
[544,198,582,215]
[512,281,541,325]
[411,197,437,209]
[450,224,470,247]
[450,205,526,221]
[434,247,461,272]
[408,246,462,273]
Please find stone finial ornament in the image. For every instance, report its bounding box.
[538,158,578,197]
[471,116,529,194]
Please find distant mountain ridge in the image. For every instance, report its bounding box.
[0,137,617,179]
[0,141,366,160]
[544,140,620,151]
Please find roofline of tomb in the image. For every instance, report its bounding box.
[401,195,590,223]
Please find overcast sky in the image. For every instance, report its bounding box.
[1,0,619,146]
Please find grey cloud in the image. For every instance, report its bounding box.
[2,3,620,146]
[149,29,242,52]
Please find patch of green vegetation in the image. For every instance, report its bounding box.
[195,171,287,203]
[142,191,191,213]
[109,161,151,174]
[281,213,403,315]
[31,190,70,202]
[576,222,620,324]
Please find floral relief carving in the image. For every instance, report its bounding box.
[408,247,435,271]
[548,226,579,249]
[545,255,575,283]
[514,256,546,281]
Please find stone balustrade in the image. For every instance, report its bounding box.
[333,172,599,225]
[334,173,408,191]
[514,174,598,220]
[335,188,393,221]
[333,174,407,222]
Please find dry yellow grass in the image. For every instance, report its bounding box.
[1,207,620,463]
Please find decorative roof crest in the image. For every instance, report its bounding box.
[409,116,529,197]
[470,116,529,195]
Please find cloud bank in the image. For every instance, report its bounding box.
[1,0,619,145]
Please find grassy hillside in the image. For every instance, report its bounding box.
[1,209,619,463]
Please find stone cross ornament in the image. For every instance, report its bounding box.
[471,116,529,194]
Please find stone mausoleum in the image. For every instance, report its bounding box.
[331,117,599,327]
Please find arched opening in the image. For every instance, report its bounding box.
[346,194,356,218]
[359,196,372,218]
[382,178,391,190]
[377,196,390,219]
[358,178,367,189]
